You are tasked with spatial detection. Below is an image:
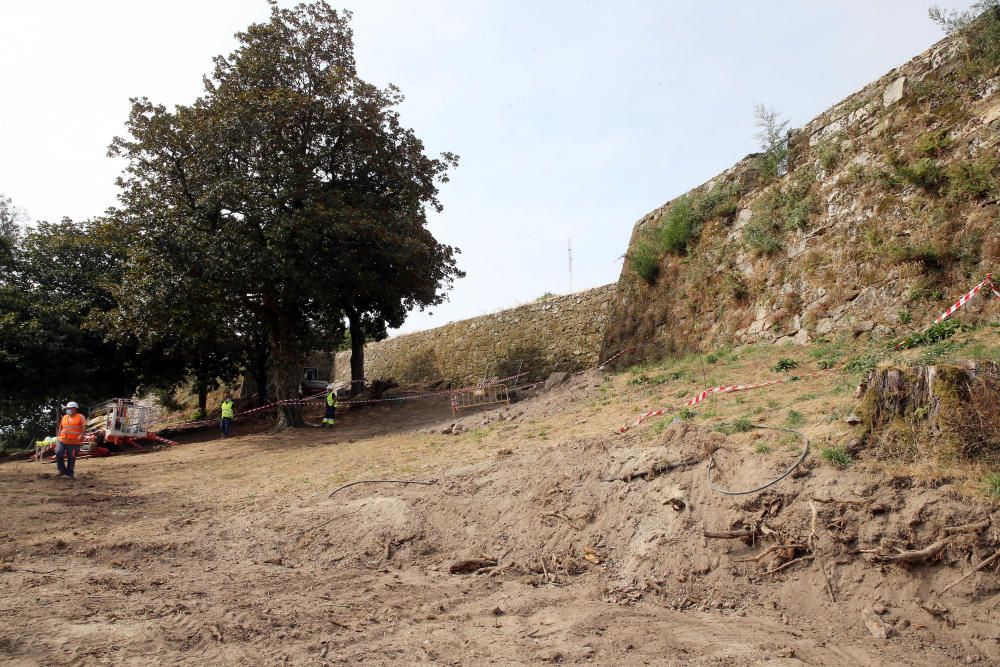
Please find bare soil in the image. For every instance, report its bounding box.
[2,365,999,665]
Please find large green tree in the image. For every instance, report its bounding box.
[109,2,461,427]
[0,215,181,449]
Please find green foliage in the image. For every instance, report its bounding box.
[751,104,790,180]
[534,292,555,301]
[677,407,696,421]
[694,182,740,220]
[655,196,698,254]
[844,353,881,374]
[629,237,660,283]
[743,217,782,255]
[816,140,841,170]
[733,416,754,433]
[627,374,669,387]
[785,410,806,428]
[743,170,818,255]
[108,2,462,423]
[772,358,799,373]
[897,309,913,325]
[929,2,1000,67]
[887,241,948,269]
[755,443,772,454]
[896,158,944,189]
[712,422,735,436]
[820,445,853,468]
[946,158,998,200]
[984,472,1000,499]
[914,129,953,157]
[896,319,962,350]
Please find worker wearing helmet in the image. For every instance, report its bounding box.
[56,402,86,479]
[322,384,337,428]
[220,393,235,438]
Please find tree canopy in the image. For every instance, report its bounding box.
[109,1,462,427]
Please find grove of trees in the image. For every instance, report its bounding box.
[0,1,462,447]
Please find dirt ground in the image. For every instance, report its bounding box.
[2,358,999,665]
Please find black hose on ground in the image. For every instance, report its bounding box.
[707,424,809,496]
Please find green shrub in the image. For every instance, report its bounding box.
[695,182,740,220]
[946,158,998,200]
[897,309,913,325]
[896,158,944,189]
[820,445,853,468]
[816,141,841,170]
[743,216,782,255]
[677,407,696,421]
[629,237,659,283]
[752,104,790,180]
[896,319,962,349]
[755,443,772,454]
[655,196,698,254]
[733,416,754,433]
[772,358,799,373]
[914,128,953,157]
[887,242,948,269]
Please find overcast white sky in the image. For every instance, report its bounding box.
[0,1,972,334]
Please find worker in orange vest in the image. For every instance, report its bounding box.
[56,401,87,479]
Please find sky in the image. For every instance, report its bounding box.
[0,0,974,334]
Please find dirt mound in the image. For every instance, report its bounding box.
[283,420,999,661]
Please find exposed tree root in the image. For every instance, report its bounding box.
[865,538,952,564]
[938,547,1000,595]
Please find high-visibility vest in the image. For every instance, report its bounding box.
[221,400,234,419]
[59,413,87,445]
[326,392,337,408]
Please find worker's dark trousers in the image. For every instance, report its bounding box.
[55,442,78,477]
[221,417,232,437]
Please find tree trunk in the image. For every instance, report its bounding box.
[252,343,269,407]
[860,361,1000,463]
[269,315,304,429]
[346,308,366,397]
[196,380,208,420]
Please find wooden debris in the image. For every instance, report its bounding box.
[938,547,1000,595]
[942,519,990,535]
[704,529,754,540]
[583,546,602,564]
[607,456,702,483]
[867,538,951,564]
[449,558,498,575]
[765,555,814,575]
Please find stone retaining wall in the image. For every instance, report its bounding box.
[334,284,616,386]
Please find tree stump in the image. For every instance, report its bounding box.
[860,361,1000,464]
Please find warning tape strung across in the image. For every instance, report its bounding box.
[617,369,832,434]
[155,371,532,432]
[933,272,996,325]
[895,272,998,349]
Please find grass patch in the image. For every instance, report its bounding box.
[733,416,754,433]
[785,410,806,428]
[755,443,772,454]
[820,445,853,468]
[984,473,1000,500]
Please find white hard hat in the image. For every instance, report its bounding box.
[326,383,335,390]
[66,401,79,409]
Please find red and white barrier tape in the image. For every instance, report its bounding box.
[599,348,630,368]
[618,370,831,434]
[894,273,998,349]
[933,273,995,325]
[155,372,533,432]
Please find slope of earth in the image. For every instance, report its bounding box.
[1,330,999,665]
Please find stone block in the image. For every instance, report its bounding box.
[882,76,905,107]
